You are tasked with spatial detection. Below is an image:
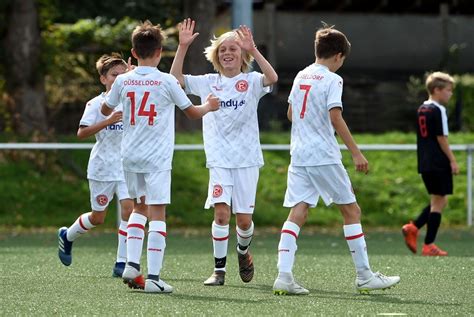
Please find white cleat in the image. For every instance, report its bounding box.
[145,278,173,293]
[122,265,145,289]
[355,272,400,294]
[273,277,309,295]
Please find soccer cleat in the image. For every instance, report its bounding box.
[355,272,400,294]
[238,251,254,283]
[402,221,418,254]
[112,262,126,278]
[122,265,145,289]
[422,243,448,256]
[144,278,173,293]
[58,227,73,266]
[273,277,309,295]
[203,270,226,286]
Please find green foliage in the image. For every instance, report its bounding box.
[1,132,474,228]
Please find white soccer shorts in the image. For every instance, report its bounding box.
[88,180,130,211]
[283,164,356,208]
[124,170,171,205]
[205,166,259,214]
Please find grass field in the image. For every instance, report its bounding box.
[1,228,473,316]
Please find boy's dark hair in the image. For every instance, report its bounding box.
[315,24,351,59]
[131,20,165,59]
[96,53,127,76]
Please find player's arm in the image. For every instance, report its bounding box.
[287,104,292,122]
[330,107,369,174]
[437,135,459,174]
[77,111,122,139]
[183,94,220,120]
[170,18,199,88]
[236,25,278,87]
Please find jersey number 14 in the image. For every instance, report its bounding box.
[126,91,157,125]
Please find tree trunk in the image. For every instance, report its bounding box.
[4,0,47,135]
[176,0,217,131]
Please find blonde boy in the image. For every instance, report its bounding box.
[402,72,458,256]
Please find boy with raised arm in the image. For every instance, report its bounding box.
[101,21,219,293]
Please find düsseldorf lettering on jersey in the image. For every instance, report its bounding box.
[80,93,125,181]
[184,72,271,168]
[105,66,192,173]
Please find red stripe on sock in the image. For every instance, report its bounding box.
[128,223,145,230]
[213,235,229,241]
[79,216,88,231]
[237,231,253,239]
[158,231,167,237]
[345,233,364,240]
[118,229,127,236]
[281,229,298,239]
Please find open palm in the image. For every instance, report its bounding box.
[236,25,255,52]
[179,18,199,46]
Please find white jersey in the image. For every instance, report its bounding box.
[288,63,343,166]
[79,93,125,182]
[105,66,192,172]
[184,72,271,168]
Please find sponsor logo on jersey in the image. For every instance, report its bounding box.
[105,123,123,131]
[235,79,249,92]
[212,85,223,91]
[96,194,109,206]
[220,99,245,110]
[213,184,223,198]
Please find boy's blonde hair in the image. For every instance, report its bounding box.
[204,31,254,74]
[131,20,166,59]
[96,53,127,76]
[425,71,455,95]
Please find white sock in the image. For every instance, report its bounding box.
[67,212,95,241]
[343,223,373,281]
[126,213,147,265]
[236,222,254,255]
[147,221,166,277]
[277,221,300,274]
[212,221,229,271]
[116,220,128,263]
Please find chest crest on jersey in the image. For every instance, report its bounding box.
[235,80,248,92]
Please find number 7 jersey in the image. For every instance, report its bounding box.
[105,66,192,173]
[288,63,344,167]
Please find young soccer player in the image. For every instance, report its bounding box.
[101,20,219,293]
[272,25,400,295]
[57,53,134,278]
[171,19,278,286]
[402,72,458,256]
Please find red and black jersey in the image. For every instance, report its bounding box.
[416,101,450,173]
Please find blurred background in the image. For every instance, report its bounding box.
[1,0,473,137]
[1,0,473,228]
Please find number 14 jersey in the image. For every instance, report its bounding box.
[105,66,192,173]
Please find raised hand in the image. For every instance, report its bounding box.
[127,57,136,72]
[235,25,256,52]
[178,18,199,47]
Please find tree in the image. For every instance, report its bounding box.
[3,0,47,135]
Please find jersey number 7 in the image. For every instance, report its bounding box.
[299,84,311,119]
[127,91,157,125]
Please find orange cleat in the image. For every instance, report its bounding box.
[422,243,448,256]
[402,222,418,254]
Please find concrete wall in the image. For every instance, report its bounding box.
[253,10,474,73]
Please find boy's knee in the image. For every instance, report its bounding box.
[90,212,106,226]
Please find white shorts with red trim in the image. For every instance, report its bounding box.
[124,170,171,205]
[88,180,130,211]
[205,166,259,214]
[283,164,356,208]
